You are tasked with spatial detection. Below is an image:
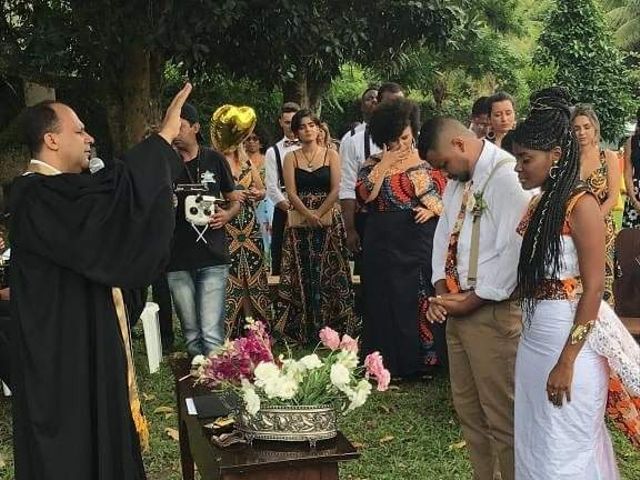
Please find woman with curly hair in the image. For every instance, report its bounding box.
[511,87,640,478]
[356,99,443,378]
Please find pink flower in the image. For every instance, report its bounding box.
[364,351,391,392]
[375,368,391,392]
[339,334,359,354]
[319,327,341,351]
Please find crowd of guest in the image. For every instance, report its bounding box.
[2,80,640,480]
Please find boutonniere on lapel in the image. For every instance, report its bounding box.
[466,191,487,218]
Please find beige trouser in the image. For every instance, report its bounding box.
[447,300,522,480]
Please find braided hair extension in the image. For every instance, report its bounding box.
[511,87,582,317]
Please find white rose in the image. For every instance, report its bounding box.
[281,358,305,382]
[347,379,372,411]
[254,362,281,388]
[274,376,299,400]
[262,377,281,399]
[241,380,261,416]
[299,354,323,371]
[330,363,351,389]
[336,350,358,370]
[191,354,207,367]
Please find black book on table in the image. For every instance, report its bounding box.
[192,393,237,419]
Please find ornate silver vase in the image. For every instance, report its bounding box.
[235,404,338,447]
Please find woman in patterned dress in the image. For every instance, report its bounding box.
[275,109,356,344]
[223,146,272,336]
[622,113,640,228]
[572,105,621,306]
[243,126,274,264]
[356,99,443,378]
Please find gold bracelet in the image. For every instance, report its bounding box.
[569,320,596,345]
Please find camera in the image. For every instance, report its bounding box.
[185,194,222,226]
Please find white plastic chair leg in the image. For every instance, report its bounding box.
[140,302,162,374]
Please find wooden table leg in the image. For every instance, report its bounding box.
[179,417,195,480]
[223,462,339,480]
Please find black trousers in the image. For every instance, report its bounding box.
[352,212,368,276]
[152,273,174,350]
[0,300,11,386]
[270,208,287,276]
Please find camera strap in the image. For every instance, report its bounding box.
[190,223,209,244]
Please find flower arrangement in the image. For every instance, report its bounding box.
[191,320,390,416]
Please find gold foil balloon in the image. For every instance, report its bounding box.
[210,105,257,152]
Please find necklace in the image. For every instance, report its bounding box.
[300,148,320,170]
[184,148,201,183]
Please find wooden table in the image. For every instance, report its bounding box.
[170,359,360,480]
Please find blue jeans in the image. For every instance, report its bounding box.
[167,265,229,356]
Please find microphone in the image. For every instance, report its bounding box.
[89,157,105,174]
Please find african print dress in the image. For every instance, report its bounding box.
[584,151,616,305]
[356,158,443,377]
[275,150,356,344]
[225,161,272,336]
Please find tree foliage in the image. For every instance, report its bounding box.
[163,0,473,107]
[603,0,640,50]
[535,0,633,141]
[2,0,482,151]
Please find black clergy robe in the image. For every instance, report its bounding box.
[8,134,182,480]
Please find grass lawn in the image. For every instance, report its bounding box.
[2,324,640,480]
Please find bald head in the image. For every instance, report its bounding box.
[417,117,473,156]
[417,117,482,182]
[22,100,94,173]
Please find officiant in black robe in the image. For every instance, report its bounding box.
[8,84,193,480]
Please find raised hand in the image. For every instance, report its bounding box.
[158,83,193,145]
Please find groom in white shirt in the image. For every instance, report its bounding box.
[418,117,531,480]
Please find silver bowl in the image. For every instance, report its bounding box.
[235,404,337,447]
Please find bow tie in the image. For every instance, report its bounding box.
[284,139,301,148]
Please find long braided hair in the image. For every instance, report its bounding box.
[511,87,582,316]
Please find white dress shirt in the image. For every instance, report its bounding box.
[339,122,366,145]
[264,137,301,206]
[432,141,533,301]
[338,125,382,200]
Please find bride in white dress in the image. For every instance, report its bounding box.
[510,88,640,479]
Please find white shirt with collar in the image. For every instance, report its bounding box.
[27,159,62,175]
[339,122,366,145]
[432,141,533,301]
[264,137,301,206]
[338,124,382,201]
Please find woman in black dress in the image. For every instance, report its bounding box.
[356,99,443,378]
[623,110,640,228]
[275,109,356,344]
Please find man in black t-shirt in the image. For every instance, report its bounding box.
[167,103,240,356]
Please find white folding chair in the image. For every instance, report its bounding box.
[140,302,162,374]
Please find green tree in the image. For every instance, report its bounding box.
[535,0,633,141]
[2,0,478,153]
[604,0,640,49]
[164,0,472,109]
[2,0,176,154]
